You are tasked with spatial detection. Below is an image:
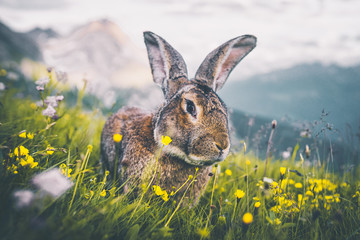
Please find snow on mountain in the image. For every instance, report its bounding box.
[41,19,152,101]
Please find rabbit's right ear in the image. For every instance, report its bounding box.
[144,32,189,100]
[195,35,256,92]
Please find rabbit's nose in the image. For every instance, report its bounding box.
[214,134,229,152]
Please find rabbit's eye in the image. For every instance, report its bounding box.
[185,99,197,118]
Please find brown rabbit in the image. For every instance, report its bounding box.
[100,32,256,203]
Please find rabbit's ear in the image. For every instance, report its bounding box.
[144,31,189,99]
[195,35,256,92]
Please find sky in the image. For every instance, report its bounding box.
[0,0,360,80]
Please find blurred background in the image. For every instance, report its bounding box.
[1,0,359,166]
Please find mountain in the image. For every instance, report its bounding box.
[41,19,151,96]
[220,63,360,137]
[26,27,59,45]
[0,21,42,62]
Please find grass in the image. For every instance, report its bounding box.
[0,66,360,240]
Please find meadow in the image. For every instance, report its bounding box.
[0,65,360,240]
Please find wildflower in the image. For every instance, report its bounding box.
[242,212,253,224]
[153,185,163,196]
[32,168,73,198]
[30,103,37,110]
[161,135,172,145]
[100,189,107,197]
[46,144,55,155]
[13,190,34,208]
[188,175,193,180]
[35,77,50,86]
[353,191,360,198]
[295,182,303,189]
[19,131,27,138]
[245,160,251,166]
[282,151,291,159]
[289,179,295,185]
[113,133,123,143]
[280,167,286,176]
[162,192,169,202]
[253,197,260,201]
[197,228,210,238]
[234,189,245,199]
[152,185,169,202]
[274,218,282,225]
[42,105,57,117]
[255,202,261,208]
[59,163,72,178]
[19,155,38,168]
[306,190,314,197]
[225,169,232,176]
[14,146,29,157]
[87,145,93,153]
[7,164,18,174]
[27,132,34,139]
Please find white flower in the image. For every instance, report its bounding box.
[44,96,58,108]
[36,100,44,107]
[32,168,73,198]
[263,177,274,184]
[42,105,57,117]
[36,85,44,91]
[35,77,50,86]
[282,151,291,159]
[0,82,5,91]
[13,190,34,208]
[55,95,64,102]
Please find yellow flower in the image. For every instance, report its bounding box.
[27,132,34,139]
[161,192,169,202]
[87,145,93,153]
[161,135,172,145]
[30,103,37,110]
[14,146,29,157]
[245,160,251,166]
[253,197,260,201]
[46,145,54,155]
[100,189,107,197]
[7,164,18,174]
[59,163,72,177]
[353,191,360,198]
[19,155,38,168]
[274,218,282,225]
[306,190,314,197]
[19,131,27,138]
[113,133,123,143]
[288,179,295,185]
[225,169,232,176]
[294,182,303,189]
[255,202,261,208]
[242,212,253,224]
[234,189,245,199]
[197,228,210,238]
[153,185,163,196]
[280,167,286,175]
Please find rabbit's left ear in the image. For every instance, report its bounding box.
[195,35,256,92]
[144,31,189,100]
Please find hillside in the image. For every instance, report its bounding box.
[220,63,360,137]
[0,21,42,62]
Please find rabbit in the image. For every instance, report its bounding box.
[100,31,256,203]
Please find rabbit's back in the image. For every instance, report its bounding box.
[100,107,156,182]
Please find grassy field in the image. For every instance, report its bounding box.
[1,66,360,240]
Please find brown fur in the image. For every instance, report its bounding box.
[100,32,256,204]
